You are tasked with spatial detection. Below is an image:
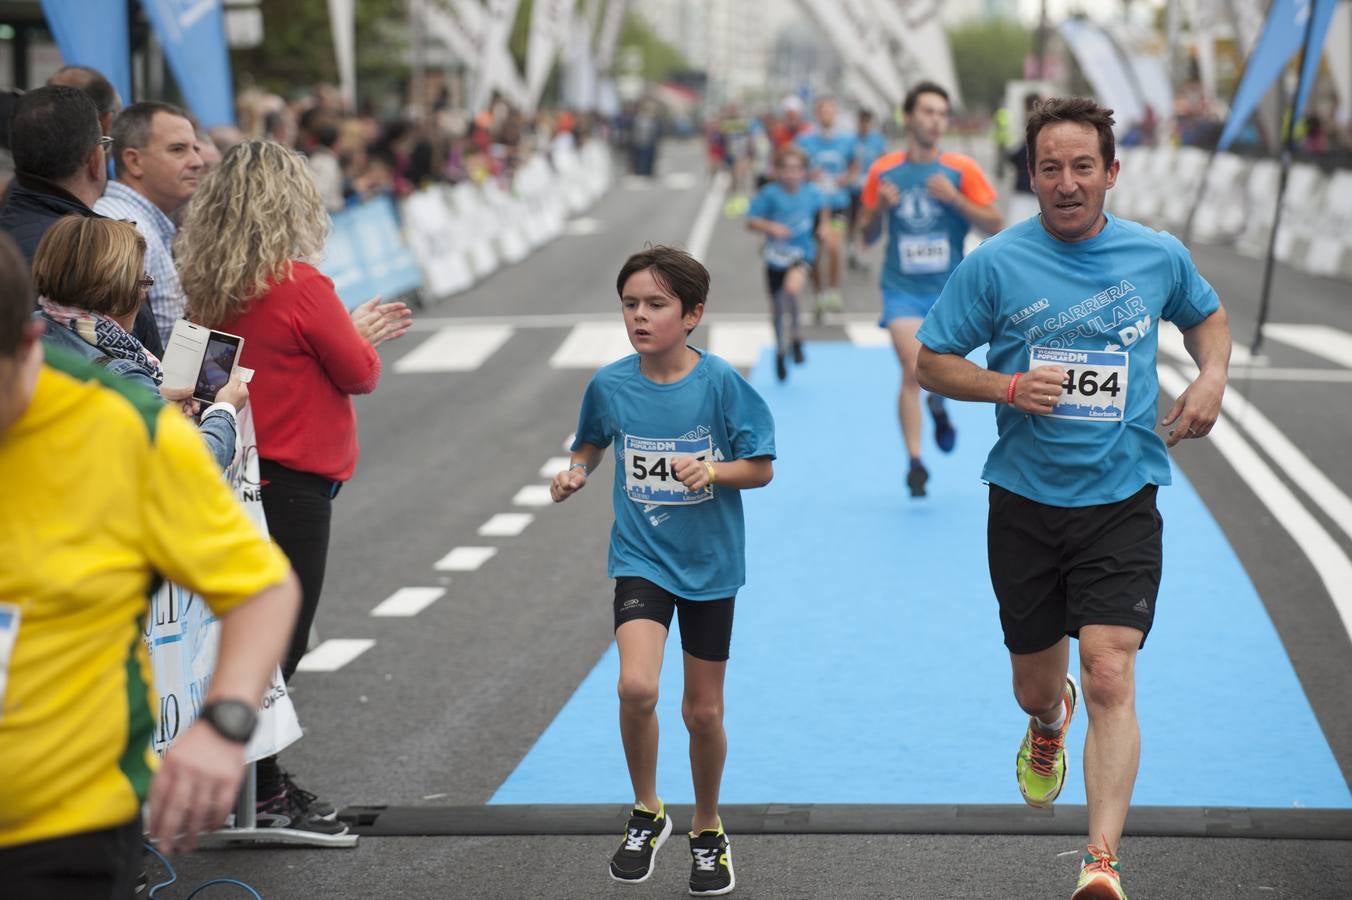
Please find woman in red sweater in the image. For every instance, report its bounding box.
[177,140,409,835]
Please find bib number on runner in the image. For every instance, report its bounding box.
[624,434,714,506]
[1029,346,1128,421]
[0,603,20,723]
[899,234,950,274]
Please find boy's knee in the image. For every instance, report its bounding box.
[618,677,659,713]
[682,701,724,737]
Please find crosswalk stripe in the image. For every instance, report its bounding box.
[549,322,633,369]
[295,639,375,672]
[434,546,498,571]
[708,321,776,366]
[540,457,572,478]
[512,485,555,507]
[845,322,891,347]
[478,513,534,536]
[371,587,445,617]
[394,324,515,373]
[1261,324,1352,369]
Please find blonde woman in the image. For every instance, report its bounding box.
[32,215,244,468]
[177,140,410,835]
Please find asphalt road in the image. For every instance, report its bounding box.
[164,140,1352,899]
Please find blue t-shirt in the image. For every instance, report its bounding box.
[864,151,997,301]
[573,349,777,600]
[795,129,856,210]
[917,214,1221,508]
[747,181,826,268]
[851,130,887,189]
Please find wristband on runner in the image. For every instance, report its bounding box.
[1006,372,1022,405]
[704,461,717,485]
[569,462,589,475]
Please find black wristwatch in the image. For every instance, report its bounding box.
[200,699,257,744]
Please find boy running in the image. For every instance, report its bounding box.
[551,246,776,896]
[746,144,828,381]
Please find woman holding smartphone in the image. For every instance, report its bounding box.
[177,141,410,836]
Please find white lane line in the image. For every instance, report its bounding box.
[622,175,654,190]
[512,484,555,507]
[407,311,884,332]
[688,170,730,262]
[295,639,375,672]
[1159,366,1352,644]
[540,456,571,478]
[1260,324,1352,369]
[435,546,498,571]
[394,324,515,373]
[550,322,634,369]
[708,321,776,367]
[564,217,602,236]
[845,322,891,347]
[478,513,534,536]
[1225,367,1352,383]
[663,172,697,190]
[371,587,445,617]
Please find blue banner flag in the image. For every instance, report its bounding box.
[140,0,235,127]
[1217,0,1338,151]
[39,0,131,108]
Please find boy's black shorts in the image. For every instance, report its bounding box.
[988,483,1162,654]
[613,576,735,662]
[765,262,808,297]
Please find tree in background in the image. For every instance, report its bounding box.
[946,17,1034,114]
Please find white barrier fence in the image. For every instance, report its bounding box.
[400,140,613,302]
[1110,146,1352,282]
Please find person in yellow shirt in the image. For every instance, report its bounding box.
[0,231,300,898]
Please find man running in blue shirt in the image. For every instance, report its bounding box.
[917,97,1231,900]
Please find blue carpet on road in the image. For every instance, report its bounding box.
[493,343,1351,808]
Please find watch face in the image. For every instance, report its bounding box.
[208,700,256,742]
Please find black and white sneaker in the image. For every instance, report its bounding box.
[254,787,349,836]
[609,802,673,884]
[688,825,735,896]
[277,771,337,820]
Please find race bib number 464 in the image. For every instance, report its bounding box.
[624,434,714,506]
[1029,346,1128,421]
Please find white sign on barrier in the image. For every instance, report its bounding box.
[145,405,303,764]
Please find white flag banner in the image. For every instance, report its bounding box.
[326,0,356,110]
[595,0,627,73]
[796,0,905,105]
[146,405,302,765]
[527,0,575,107]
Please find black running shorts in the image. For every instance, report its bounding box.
[764,262,807,297]
[613,577,735,662]
[987,483,1162,654]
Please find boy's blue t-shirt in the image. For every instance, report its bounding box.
[747,181,826,268]
[573,349,777,600]
[851,130,887,189]
[917,214,1221,508]
[794,129,856,210]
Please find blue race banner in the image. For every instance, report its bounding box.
[1217,0,1338,151]
[39,0,131,107]
[140,0,235,127]
[320,196,424,309]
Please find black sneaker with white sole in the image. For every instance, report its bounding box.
[609,802,673,884]
[254,788,349,836]
[688,826,735,896]
[277,772,337,820]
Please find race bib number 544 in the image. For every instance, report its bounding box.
[624,435,714,506]
[1029,346,1128,421]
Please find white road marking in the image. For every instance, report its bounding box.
[434,546,498,571]
[622,175,654,190]
[845,322,891,347]
[295,639,375,672]
[550,322,634,368]
[564,217,602,236]
[1260,324,1352,369]
[1159,365,1352,645]
[708,321,776,367]
[371,587,445,617]
[407,311,883,332]
[540,456,572,478]
[394,324,515,373]
[688,171,730,262]
[1225,367,1352,383]
[663,172,697,190]
[513,484,555,507]
[478,513,534,536]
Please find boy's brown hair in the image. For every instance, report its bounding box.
[616,245,710,318]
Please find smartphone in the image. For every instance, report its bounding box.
[161,320,245,404]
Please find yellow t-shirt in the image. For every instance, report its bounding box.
[0,351,291,848]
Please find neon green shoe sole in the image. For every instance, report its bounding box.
[1015,675,1079,808]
